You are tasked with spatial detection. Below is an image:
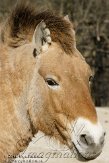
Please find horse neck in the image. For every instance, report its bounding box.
[0,45,37,160]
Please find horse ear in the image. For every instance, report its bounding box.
[64,15,70,23]
[32,21,52,55]
[64,15,76,47]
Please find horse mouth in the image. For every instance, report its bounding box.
[72,142,100,161]
[72,143,89,161]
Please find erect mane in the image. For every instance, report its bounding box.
[1,4,75,54]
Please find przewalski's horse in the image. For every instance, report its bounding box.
[0,4,105,162]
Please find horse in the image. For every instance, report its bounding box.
[0,4,105,162]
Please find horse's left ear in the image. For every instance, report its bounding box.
[64,15,70,23]
[64,15,76,48]
[32,21,52,56]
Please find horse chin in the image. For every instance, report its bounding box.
[71,143,101,162]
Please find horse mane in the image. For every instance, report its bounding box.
[1,4,75,54]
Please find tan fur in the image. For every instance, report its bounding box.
[0,44,35,162]
[0,4,97,162]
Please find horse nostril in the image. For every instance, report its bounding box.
[80,134,94,146]
[80,131,105,147]
[80,134,86,139]
[80,134,88,145]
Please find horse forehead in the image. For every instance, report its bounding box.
[41,51,88,76]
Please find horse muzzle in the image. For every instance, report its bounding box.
[71,118,106,161]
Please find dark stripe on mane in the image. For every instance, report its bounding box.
[2,4,75,54]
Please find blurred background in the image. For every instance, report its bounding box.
[0,0,109,107]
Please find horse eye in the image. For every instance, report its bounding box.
[89,75,94,83]
[46,78,59,86]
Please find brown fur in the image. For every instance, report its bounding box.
[2,4,75,54]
